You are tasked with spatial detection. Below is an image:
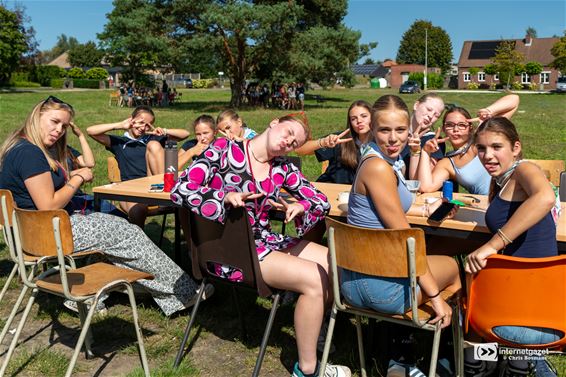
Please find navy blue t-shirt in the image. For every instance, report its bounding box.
[0,140,71,212]
[107,134,167,181]
[181,139,197,152]
[402,132,446,178]
[315,143,357,184]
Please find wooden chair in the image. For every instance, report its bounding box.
[174,207,281,377]
[107,156,172,246]
[0,208,153,377]
[465,254,566,349]
[321,218,463,377]
[526,159,565,187]
[108,91,120,106]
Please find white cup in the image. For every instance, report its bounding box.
[338,191,350,204]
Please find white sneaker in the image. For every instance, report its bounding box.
[322,363,351,377]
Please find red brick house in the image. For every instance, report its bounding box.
[457,36,561,89]
[389,64,441,88]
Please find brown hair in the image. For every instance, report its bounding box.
[0,97,74,172]
[474,117,523,201]
[371,95,410,129]
[340,100,371,170]
[217,109,240,125]
[192,114,216,132]
[131,105,155,120]
[442,106,472,126]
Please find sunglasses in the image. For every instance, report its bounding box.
[43,95,74,111]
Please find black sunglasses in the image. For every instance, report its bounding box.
[43,95,73,110]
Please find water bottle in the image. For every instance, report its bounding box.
[442,181,453,201]
[164,140,178,180]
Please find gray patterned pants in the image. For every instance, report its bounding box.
[70,212,197,316]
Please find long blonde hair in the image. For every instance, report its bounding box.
[0,97,74,172]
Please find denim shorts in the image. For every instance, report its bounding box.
[340,268,420,314]
[493,326,563,345]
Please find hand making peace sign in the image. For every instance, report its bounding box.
[319,129,353,149]
[268,196,305,223]
[422,127,449,155]
[218,129,244,142]
[225,191,264,207]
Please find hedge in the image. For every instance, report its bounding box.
[50,78,66,88]
[408,72,444,89]
[192,79,217,89]
[72,79,102,89]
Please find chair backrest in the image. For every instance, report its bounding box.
[188,207,273,297]
[0,189,17,260]
[325,217,428,278]
[321,160,329,174]
[13,208,74,258]
[466,254,566,349]
[107,156,122,183]
[526,159,565,186]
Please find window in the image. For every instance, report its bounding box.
[494,74,499,81]
[521,72,530,84]
[463,72,471,82]
[540,72,550,84]
[478,72,486,82]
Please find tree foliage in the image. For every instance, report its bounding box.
[100,0,373,106]
[524,61,542,76]
[86,67,109,80]
[491,40,524,88]
[550,33,566,73]
[68,41,104,68]
[526,27,537,38]
[396,20,453,73]
[41,34,79,63]
[0,4,36,85]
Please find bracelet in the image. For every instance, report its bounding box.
[497,228,513,246]
[411,151,421,157]
[318,138,324,148]
[66,182,76,190]
[163,128,168,136]
[71,174,85,185]
[428,291,441,299]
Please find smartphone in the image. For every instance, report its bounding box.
[428,202,456,222]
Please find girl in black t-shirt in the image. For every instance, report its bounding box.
[178,114,217,169]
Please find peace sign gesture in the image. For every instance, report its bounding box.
[422,127,449,155]
[268,196,305,223]
[225,191,264,207]
[319,129,353,149]
[218,129,244,142]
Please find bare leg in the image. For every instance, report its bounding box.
[424,255,462,297]
[146,140,165,175]
[260,240,330,375]
[119,201,148,229]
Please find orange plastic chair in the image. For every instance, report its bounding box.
[466,254,566,349]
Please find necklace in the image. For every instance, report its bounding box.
[249,140,268,163]
[495,160,522,187]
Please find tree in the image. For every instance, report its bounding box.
[550,33,566,73]
[86,67,109,80]
[396,19,453,73]
[363,57,375,65]
[68,41,104,68]
[0,4,36,84]
[491,40,524,88]
[526,26,537,38]
[524,61,542,81]
[42,34,79,63]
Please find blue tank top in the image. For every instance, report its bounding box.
[485,195,557,258]
[347,157,414,229]
[448,155,491,195]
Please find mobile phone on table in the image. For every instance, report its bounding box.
[149,183,164,192]
[428,202,456,222]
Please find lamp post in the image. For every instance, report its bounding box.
[424,28,428,91]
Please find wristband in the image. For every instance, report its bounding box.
[411,151,421,157]
[497,228,513,246]
[71,174,86,185]
[66,182,76,190]
[428,291,441,299]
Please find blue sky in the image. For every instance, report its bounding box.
[5,0,566,63]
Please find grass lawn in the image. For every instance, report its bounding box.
[0,87,565,376]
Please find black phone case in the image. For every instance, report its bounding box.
[428,202,455,222]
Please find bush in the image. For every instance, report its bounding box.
[30,65,65,87]
[511,81,523,90]
[528,82,538,91]
[11,81,41,88]
[192,78,216,89]
[50,78,66,88]
[467,82,479,90]
[10,72,30,83]
[67,67,85,79]
[86,67,108,80]
[72,79,101,89]
[489,82,497,91]
[407,72,443,90]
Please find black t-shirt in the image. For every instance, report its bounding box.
[181,139,197,152]
[0,139,71,212]
[107,134,167,181]
[315,143,357,185]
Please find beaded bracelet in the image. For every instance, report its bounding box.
[497,228,513,246]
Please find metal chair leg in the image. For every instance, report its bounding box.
[452,303,464,377]
[428,324,442,377]
[125,284,150,377]
[0,284,29,345]
[66,299,98,377]
[355,314,368,377]
[0,263,18,304]
[77,302,95,359]
[174,280,206,368]
[0,289,38,376]
[320,304,338,374]
[252,292,281,377]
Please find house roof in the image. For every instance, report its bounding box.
[48,52,71,69]
[458,37,559,68]
[351,64,389,77]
